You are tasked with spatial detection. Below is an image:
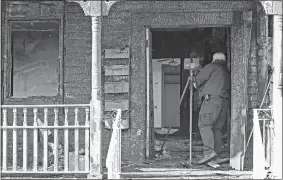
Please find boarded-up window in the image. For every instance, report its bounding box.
[10,21,59,97]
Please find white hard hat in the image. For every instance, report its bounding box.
[212,52,226,62]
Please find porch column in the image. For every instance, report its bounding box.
[0,0,2,112]
[72,1,103,178]
[88,15,103,179]
[272,14,282,179]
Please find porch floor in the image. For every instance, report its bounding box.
[121,152,252,179]
[121,137,252,179]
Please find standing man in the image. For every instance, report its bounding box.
[192,52,231,164]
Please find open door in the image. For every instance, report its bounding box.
[230,11,252,171]
[145,27,155,159]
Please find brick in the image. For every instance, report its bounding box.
[65,32,92,40]
[65,87,90,96]
[65,4,85,14]
[64,82,91,89]
[65,24,91,32]
[66,3,79,12]
[64,95,91,104]
[65,46,92,55]
[64,73,91,83]
[65,17,91,26]
[65,39,92,47]
[64,58,91,67]
[64,66,91,75]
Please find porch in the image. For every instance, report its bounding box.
[0,0,282,179]
[0,105,273,179]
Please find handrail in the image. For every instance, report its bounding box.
[106,109,122,179]
[1,104,90,173]
[1,104,90,108]
[252,108,274,179]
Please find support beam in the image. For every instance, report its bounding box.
[88,15,103,179]
[70,1,103,179]
[272,14,282,179]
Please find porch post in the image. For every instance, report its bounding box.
[272,14,282,179]
[0,0,2,112]
[71,0,103,178]
[88,15,103,179]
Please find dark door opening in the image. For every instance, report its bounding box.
[152,28,231,148]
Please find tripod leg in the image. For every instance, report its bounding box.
[189,69,193,163]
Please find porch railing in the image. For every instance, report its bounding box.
[252,108,274,179]
[106,109,122,179]
[1,104,90,174]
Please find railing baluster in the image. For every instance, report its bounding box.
[2,108,7,171]
[253,109,266,179]
[1,104,90,173]
[12,108,17,171]
[74,107,79,171]
[23,108,28,171]
[118,114,122,177]
[33,108,38,171]
[263,119,266,160]
[85,108,90,172]
[106,109,122,179]
[64,107,69,172]
[54,108,59,172]
[43,108,48,171]
[266,121,271,168]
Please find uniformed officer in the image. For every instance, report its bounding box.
[192,52,231,164]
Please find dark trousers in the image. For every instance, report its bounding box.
[198,96,229,155]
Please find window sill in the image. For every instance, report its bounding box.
[3,95,63,105]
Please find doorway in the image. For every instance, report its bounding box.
[151,27,231,152]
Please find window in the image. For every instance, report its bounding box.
[9,21,60,98]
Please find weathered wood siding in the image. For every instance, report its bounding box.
[0,1,92,166]
[64,2,92,104]
[102,10,131,164]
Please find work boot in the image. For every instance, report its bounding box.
[196,151,217,165]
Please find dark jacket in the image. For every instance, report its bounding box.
[194,61,231,99]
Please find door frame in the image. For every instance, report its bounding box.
[131,11,250,170]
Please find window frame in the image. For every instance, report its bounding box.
[3,18,64,103]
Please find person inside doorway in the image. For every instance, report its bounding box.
[191,52,231,165]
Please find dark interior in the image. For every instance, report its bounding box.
[152,28,230,138]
